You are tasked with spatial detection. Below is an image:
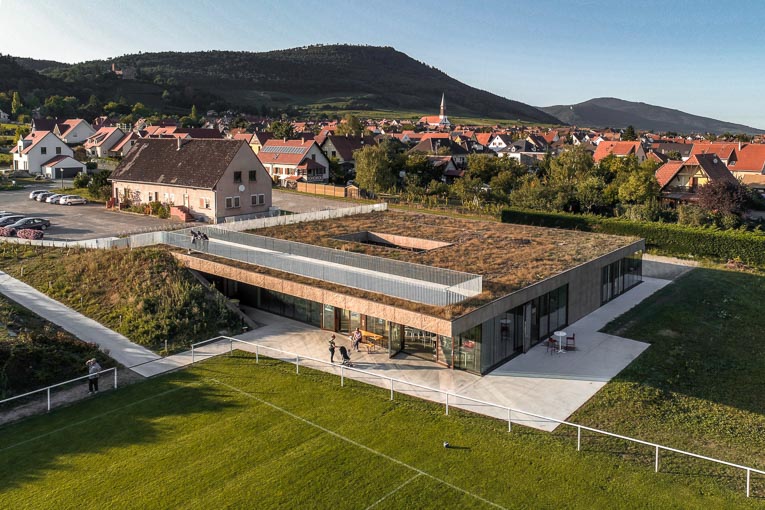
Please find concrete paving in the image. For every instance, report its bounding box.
[0,271,160,370]
[136,277,670,431]
[271,189,363,213]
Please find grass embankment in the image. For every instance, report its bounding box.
[0,354,758,509]
[572,268,765,473]
[0,245,239,353]
[0,295,111,399]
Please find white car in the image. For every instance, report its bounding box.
[59,195,88,205]
[29,190,49,200]
[45,194,64,204]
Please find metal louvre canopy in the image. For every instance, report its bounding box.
[166,229,482,306]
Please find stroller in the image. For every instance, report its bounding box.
[338,345,354,367]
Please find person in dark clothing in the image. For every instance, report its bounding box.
[86,358,101,394]
[328,334,336,363]
[338,345,353,366]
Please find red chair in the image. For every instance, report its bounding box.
[546,337,558,354]
[565,333,576,351]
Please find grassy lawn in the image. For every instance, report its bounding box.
[0,245,240,353]
[571,267,765,472]
[0,353,758,509]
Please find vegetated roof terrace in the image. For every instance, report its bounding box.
[236,210,640,319]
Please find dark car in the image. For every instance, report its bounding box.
[8,217,51,231]
[35,192,55,202]
[0,215,26,227]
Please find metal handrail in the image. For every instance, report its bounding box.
[191,336,763,497]
[0,368,118,412]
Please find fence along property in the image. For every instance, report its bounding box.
[190,336,764,498]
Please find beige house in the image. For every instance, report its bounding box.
[110,138,272,223]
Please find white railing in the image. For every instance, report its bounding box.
[191,336,763,498]
[0,368,118,413]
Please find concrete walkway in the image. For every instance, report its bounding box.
[134,277,670,431]
[0,271,160,371]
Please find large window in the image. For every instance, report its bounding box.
[602,253,642,304]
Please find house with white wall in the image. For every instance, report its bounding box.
[257,139,329,185]
[53,119,96,145]
[83,127,125,157]
[11,131,76,175]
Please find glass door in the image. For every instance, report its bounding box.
[389,323,403,357]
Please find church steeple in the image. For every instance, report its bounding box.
[439,93,446,120]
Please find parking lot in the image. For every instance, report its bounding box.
[1,182,183,241]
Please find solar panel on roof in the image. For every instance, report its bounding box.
[260,146,305,154]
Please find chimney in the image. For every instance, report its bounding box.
[177,137,182,151]
[739,141,742,151]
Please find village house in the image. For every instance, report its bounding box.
[655,153,738,204]
[409,137,469,167]
[83,126,126,158]
[690,142,742,166]
[319,135,377,174]
[728,143,765,177]
[52,119,95,145]
[110,138,271,223]
[592,141,646,163]
[11,130,85,177]
[418,93,452,130]
[248,132,274,154]
[257,139,330,185]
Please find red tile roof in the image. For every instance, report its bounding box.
[731,144,765,173]
[655,160,685,188]
[593,141,641,162]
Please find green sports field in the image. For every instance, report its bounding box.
[0,354,759,509]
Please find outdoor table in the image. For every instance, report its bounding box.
[553,331,567,354]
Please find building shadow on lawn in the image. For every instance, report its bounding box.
[0,369,242,492]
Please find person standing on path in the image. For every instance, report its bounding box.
[86,358,102,394]
[328,334,336,363]
[352,328,363,352]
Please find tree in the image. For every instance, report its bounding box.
[13,125,30,144]
[666,150,682,161]
[335,114,364,136]
[190,104,199,120]
[88,170,113,201]
[403,153,440,188]
[466,154,527,184]
[132,102,152,118]
[354,141,399,195]
[617,164,660,205]
[622,125,638,141]
[696,180,748,216]
[11,91,22,117]
[547,146,594,186]
[452,176,484,207]
[268,120,294,140]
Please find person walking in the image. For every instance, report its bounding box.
[328,334,336,363]
[86,358,102,394]
[352,327,363,352]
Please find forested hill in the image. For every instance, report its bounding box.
[540,97,764,134]
[28,45,560,122]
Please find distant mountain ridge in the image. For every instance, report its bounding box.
[540,97,763,134]
[12,45,560,123]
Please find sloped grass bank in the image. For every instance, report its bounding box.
[0,245,239,352]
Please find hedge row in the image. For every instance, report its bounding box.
[501,207,765,266]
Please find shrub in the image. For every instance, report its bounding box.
[0,227,16,237]
[677,204,709,227]
[17,229,44,240]
[157,205,170,219]
[501,207,765,266]
[73,172,91,188]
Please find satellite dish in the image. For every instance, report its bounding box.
[238,184,245,192]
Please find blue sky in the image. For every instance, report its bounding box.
[4,0,765,127]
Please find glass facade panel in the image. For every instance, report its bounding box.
[601,252,643,305]
[454,325,481,373]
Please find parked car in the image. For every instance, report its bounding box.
[59,195,88,205]
[0,215,26,227]
[29,190,49,200]
[8,217,50,231]
[35,192,54,202]
[45,194,64,204]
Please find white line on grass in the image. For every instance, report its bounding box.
[0,387,183,453]
[210,378,507,510]
[364,473,421,510]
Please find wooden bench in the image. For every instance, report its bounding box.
[360,330,384,353]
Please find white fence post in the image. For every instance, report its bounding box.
[255,345,259,364]
[445,393,449,415]
[655,446,660,472]
[390,378,394,400]
[508,408,512,432]
[577,426,581,451]
[114,369,118,390]
[230,339,233,356]
[191,345,195,364]
[746,468,750,498]
[341,365,344,386]
[47,387,51,412]
[296,355,300,374]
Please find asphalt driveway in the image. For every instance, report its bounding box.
[1,183,182,241]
